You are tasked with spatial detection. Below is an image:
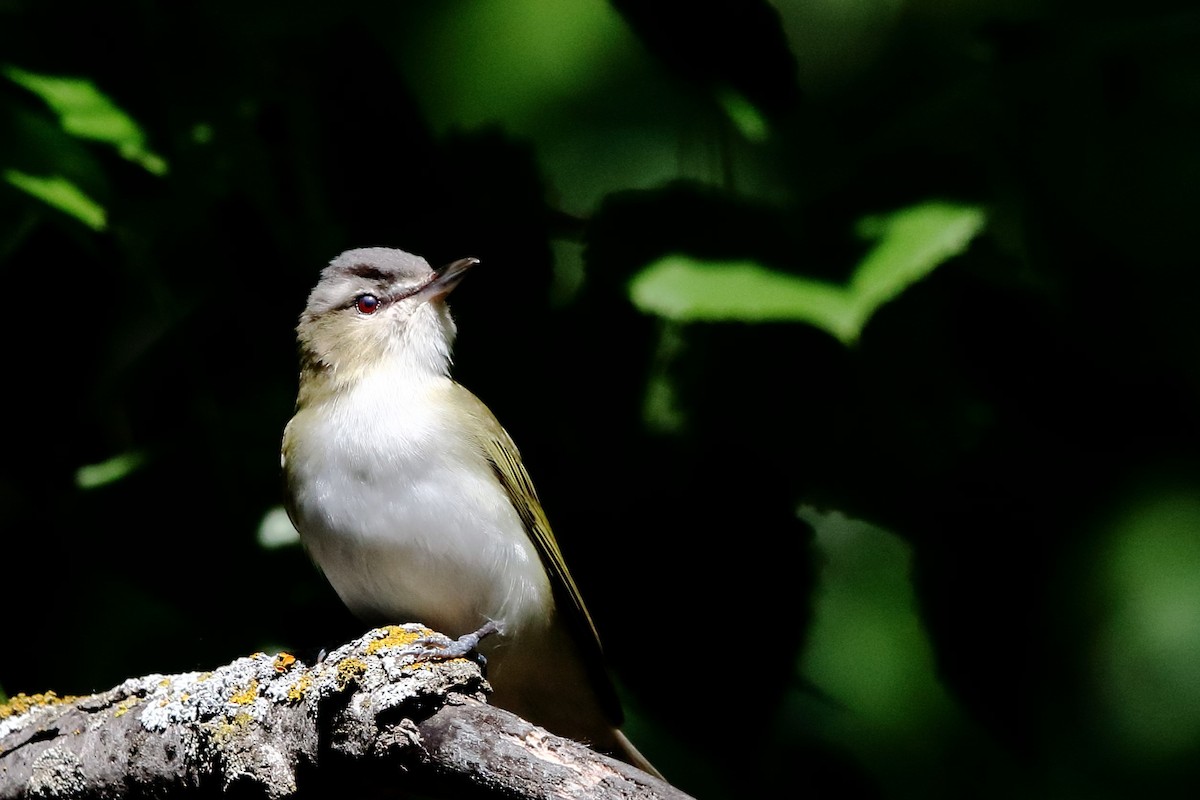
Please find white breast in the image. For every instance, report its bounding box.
[285,366,552,639]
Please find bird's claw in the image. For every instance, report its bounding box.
[411,620,500,666]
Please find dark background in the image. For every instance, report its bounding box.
[3,2,1200,798]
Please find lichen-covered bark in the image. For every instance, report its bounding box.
[0,625,480,798]
[0,625,690,800]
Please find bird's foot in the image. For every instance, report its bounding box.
[412,620,501,666]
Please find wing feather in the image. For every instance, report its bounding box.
[458,384,624,724]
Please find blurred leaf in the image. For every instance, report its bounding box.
[5,66,167,175]
[612,0,802,120]
[1094,490,1200,760]
[716,85,770,142]
[629,255,846,326]
[257,505,301,550]
[398,0,703,215]
[642,322,689,434]
[770,0,905,94]
[400,0,629,135]
[627,200,986,343]
[782,508,998,796]
[852,201,986,316]
[4,170,107,230]
[796,507,958,730]
[75,451,146,489]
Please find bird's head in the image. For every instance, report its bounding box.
[295,248,478,397]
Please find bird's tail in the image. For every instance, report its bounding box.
[611,728,665,781]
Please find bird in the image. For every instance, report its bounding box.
[281,247,659,777]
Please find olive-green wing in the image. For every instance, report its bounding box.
[462,387,624,725]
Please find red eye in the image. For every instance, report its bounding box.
[354,294,380,314]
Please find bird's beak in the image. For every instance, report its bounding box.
[419,257,479,302]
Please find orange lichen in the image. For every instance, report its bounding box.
[212,712,255,743]
[273,653,297,673]
[335,657,367,689]
[0,691,77,720]
[113,697,140,718]
[365,625,430,654]
[286,673,312,702]
[229,679,259,705]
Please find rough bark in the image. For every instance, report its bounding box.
[0,625,689,800]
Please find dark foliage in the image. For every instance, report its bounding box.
[3,2,1199,798]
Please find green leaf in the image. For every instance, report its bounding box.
[5,66,167,175]
[628,200,986,343]
[629,256,856,331]
[75,451,147,489]
[716,85,770,143]
[778,508,994,795]
[400,0,627,135]
[5,170,107,230]
[851,200,987,312]
[257,505,301,549]
[397,0,693,216]
[1093,490,1200,758]
[796,508,954,726]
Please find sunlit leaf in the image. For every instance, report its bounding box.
[851,201,986,311]
[75,451,146,489]
[5,170,107,231]
[629,256,856,333]
[628,200,987,343]
[257,505,301,549]
[5,66,167,175]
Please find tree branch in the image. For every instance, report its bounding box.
[0,625,690,800]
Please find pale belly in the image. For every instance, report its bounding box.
[284,381,553,640]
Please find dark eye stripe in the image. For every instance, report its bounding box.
[346,263,388,282]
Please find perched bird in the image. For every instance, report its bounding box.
[282,247,658,776]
